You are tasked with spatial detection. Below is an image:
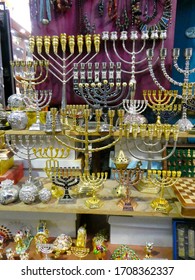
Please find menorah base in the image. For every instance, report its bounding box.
[117,196,137,211]
[85,196,103,209]
[150,198,172,214]
[135,179,160,194]
[58,197,76,204]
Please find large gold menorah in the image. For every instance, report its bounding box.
[29,34,101,108]
[143,90,178,124]
[55,106,124,175]
[10,60,49,90]
[147,169,181,213]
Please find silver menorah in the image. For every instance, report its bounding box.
[5,134,44,183]
[10,60,49,90]
[147,47,195,131]
[23,89,52,131]
[29,34,101,108]
[73,62,129,131]
[124,123,179,193]
[102,30,167,94]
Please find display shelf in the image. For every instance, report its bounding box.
[4,129,195,138]
[1,237,173,260]
[0,177,185,218]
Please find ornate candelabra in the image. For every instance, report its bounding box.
[32,137,70,178]
[10,60,49,89]
[143,89,179,124]
[29,34,101,108]
[55,106,124,176]
[122,98,148,125]
[80,172,108,209]
[113,161,143,211]
[125,123,179,193]
[73,62,129,131]
[147,169,181,213]
[51,167,81,203]
[102,30,167,90]
[5,134,44,183]
[147,47,195,130]
[23,89,52,130]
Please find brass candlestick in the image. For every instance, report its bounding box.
[147,169,181,213]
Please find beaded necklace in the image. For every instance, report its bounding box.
[138,0,172,32]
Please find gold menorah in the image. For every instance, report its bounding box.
[29,34,101,55]
[29,34,101,108]
[80,172,108,209]
[143,90,178,124]
[10,60,49,90]
[33,142,70,178]
[147,169,181,213]
[55,106,124,175]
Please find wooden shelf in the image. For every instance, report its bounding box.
[0,178,185,218]
[4,129,195,138]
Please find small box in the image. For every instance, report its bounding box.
[108,216,172,247]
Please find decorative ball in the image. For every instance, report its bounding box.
[38,188,52,203]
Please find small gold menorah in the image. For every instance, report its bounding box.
[80,172,108,209]
[33,144,70,178]
[143,90,178,124]
[147,169,181,213]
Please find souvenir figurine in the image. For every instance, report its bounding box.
[34,221,49,253]
[53,234,72,259]
[71,225,90,260]
[92,234,107,260]
[144,242,154,258]
[6,248,15,260]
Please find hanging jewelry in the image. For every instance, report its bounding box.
[108,0,117,20]
[116,0,130,31]
[98,0,104,17]
[142,0,157,24]
[39,0,52,24]
[131,0,142,27]
[139,0,172,32]
[53,0,72,13]
[83,14,96,34]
